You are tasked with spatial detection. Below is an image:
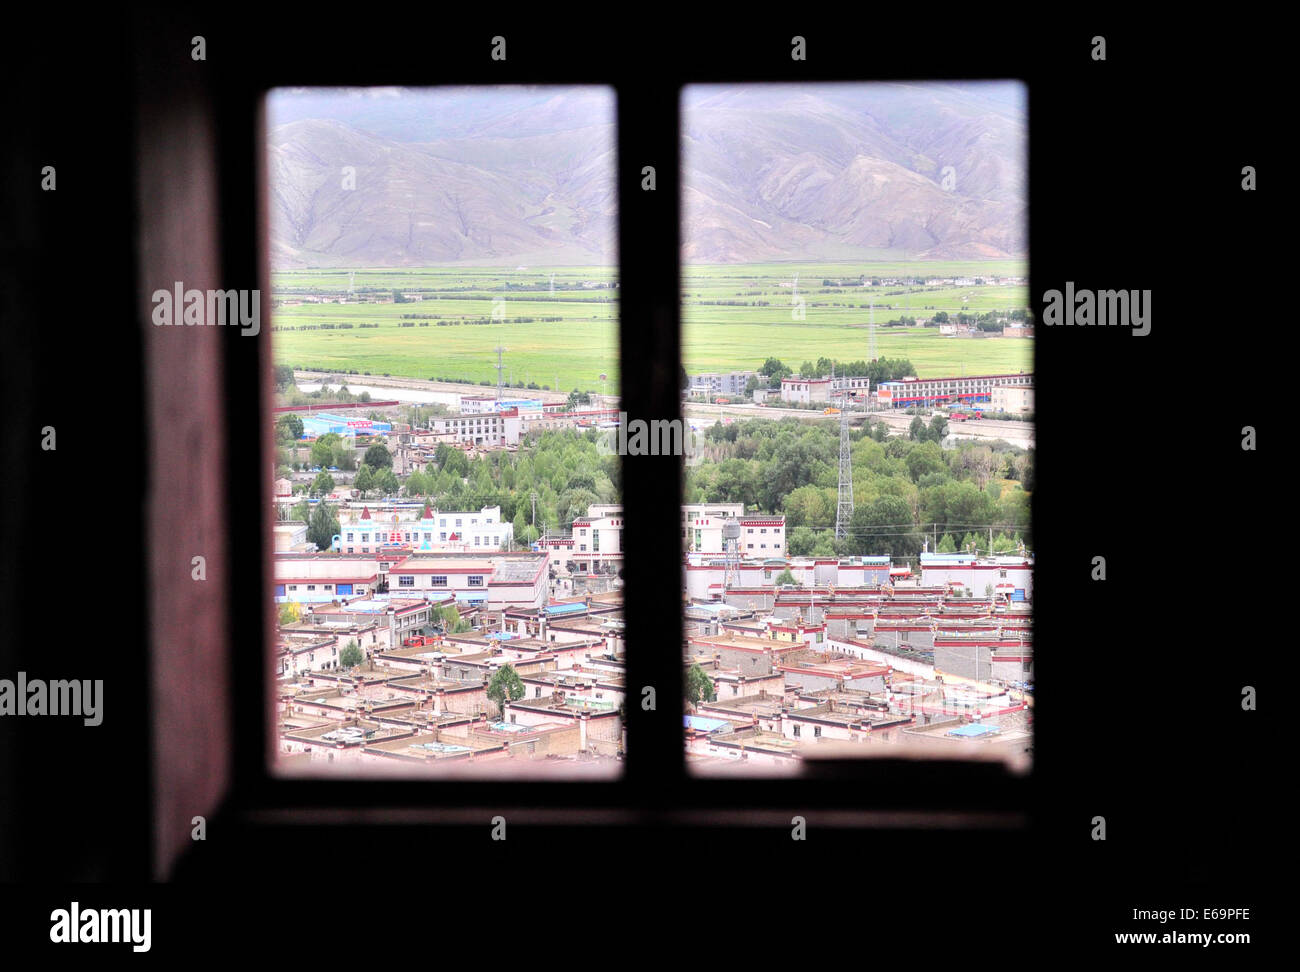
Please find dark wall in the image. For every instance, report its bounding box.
[0,7,1275,949]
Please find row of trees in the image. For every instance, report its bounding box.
[758,356,917,382]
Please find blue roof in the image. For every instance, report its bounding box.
[454,592,488,603]
[684,716,730,733]
[947,722,1000,737]
[545,602,588,616]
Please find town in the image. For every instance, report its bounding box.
[271,370,1032,775]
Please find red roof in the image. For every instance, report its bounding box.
[360,506,371,520]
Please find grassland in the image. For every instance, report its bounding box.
[270,262,1032,394]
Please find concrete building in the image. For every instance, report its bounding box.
[681,503,786,556]
[780,376,831,405]
[429,409,522,447]
[299,413,392,438]
[778,375,871,406]
[918,553,1033,601]
[337,504,513,553]
[687,371,757,398]
[876,372,1031,409]
[990,384,1034,414]
[274,553,385,602]
[388,552,549,611]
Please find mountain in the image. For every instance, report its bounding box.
[266,82,1024,267]
[682,82,1027,262]
[267,88,617,267]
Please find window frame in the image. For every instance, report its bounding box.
[158,52,1032,873]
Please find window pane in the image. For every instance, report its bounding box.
[681,82,1031,775]
[267,86,623,778]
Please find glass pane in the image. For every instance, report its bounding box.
[266,86,622,778]
[681,82,1031,775]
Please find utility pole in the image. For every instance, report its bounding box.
[835,365,854,541]
[495,345,506,402]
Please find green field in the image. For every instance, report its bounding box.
[271,267,619,394]
[270,262,1032,394]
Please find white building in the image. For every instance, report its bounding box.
[682,503,785,556]
[389,553,549,611]
[919,553,1033,601]
[338,505,513,553]
[779,375,871,406]
[990,385,1034,414]
[429,409,522,447]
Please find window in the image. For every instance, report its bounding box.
[430,576,447,587]
[398,576,414,588]
[468,576,484,587]
[681,80,1029,775]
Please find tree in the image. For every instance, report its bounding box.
[744,375,760,396]
[310,471,335,496]
[434,605,471,634]
[276,413,304,442]
[310,432,343,469]
[374,467,400,497]
[306,501,339,551]
[845,495,919,558]
[685,663,716,705]
[339,639,363,669]
[774,568,798,586]
[405,469,431,497]
[908,416,926,441]
[363,443,393,469]
[905,441,946,483]
[486,664,526,717]
[353,464,374,498]
[278,602,301,625]
[783,484,835,529]
[786,525,817,557]
[273,365,296,391]
[567,389,592,408]
[937,533,958,553]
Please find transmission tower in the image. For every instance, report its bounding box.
[835,377,854,540]
[868,296,877,362]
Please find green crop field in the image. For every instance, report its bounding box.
[271,267,620,394]
[270,262,1032,394]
